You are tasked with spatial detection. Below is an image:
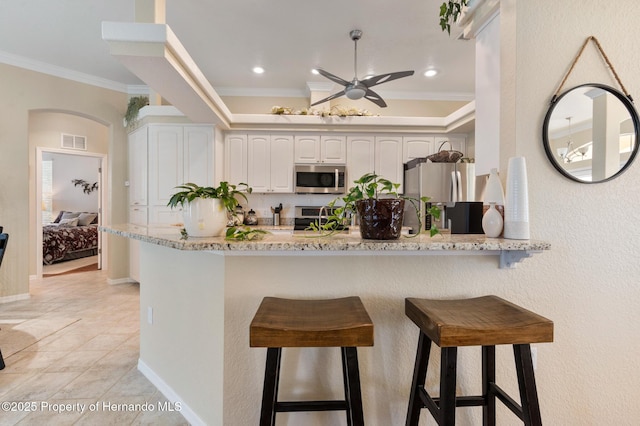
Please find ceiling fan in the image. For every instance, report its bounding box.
[311,29,415,108]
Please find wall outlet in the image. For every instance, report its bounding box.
[147,306,153,325]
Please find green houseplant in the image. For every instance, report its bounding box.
[167,182,254,238]
[310,173,441,239]
[439,0,468,35]
[124,95,149,128]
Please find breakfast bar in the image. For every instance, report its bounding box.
[103,225,550,425]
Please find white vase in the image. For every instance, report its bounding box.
[182,198,228,237]
[503,157,530,239]
[482,203,503,238]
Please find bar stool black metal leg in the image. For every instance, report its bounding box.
[513,344,542,426]
[406,332,432,426]
[439,347,458,426]
[342,346,365,426]
[482,345,496,426]
[260,347,282,426]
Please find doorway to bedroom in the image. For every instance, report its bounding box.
[40,151,104,276]
[31,110,109,279]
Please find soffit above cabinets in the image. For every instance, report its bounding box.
[103,22,475,133]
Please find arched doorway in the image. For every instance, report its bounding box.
[29,110,110,279]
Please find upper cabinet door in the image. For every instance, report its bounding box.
[403,136,434,163]
[225,134,248,184]
[294,135,346,164]
[148,126,184,207]
[375,136,404,192]
[247,135,272,193]
[269,135,294,192]
[128,126,148,206]
[248,134,294,193]
[183,126,214,187]
[321,136,346,163]
[294,135,320,163]
[346,135,375,186]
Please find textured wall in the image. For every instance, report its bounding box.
[504,0,640,423]
[0,63,129,298]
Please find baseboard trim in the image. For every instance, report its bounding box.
[107,277,138,285]
[0,292,30,304]
[137,359,205,426]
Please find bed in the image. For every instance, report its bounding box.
[43,211,99,265]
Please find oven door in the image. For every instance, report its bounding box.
[295,165,346,194]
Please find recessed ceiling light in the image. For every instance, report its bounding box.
[253,66,265,74]
[311,68,319,75]
[424,69,438,78]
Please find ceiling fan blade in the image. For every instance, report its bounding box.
[362,70,415,88]
[310,89,347,107]
[363,88,387,108]
[315,68,350,87]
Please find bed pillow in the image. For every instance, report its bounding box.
[52,210,65,223]
[58,217,79,227]
[78,212,98,226]
[60,211,81,221]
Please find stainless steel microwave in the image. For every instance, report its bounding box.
[294,165,346,194]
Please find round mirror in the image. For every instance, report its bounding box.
[543,84,639,183]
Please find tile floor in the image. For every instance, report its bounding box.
[0,269,189,425]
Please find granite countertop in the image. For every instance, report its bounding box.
[101,224,551,253]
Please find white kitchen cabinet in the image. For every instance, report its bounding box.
[248,134,294,193]
[375,136,404,191]
[294,135,346,164]
[403,136,435,163]
[128,124,213,226]
[148,125,183,208]
[225,134,248,184]
[346,135,375,186]
[128,126,148,206]
[127,123,214,281]
[147,125,214,223]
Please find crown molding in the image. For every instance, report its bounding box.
[0,50,137,94]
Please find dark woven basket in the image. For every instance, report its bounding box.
[426,141,463,163]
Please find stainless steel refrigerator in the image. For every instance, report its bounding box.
[403,158,478,233]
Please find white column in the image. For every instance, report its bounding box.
[587,89,626,181]
[460,0,501,176]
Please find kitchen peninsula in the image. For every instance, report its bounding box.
[103,224,550,425]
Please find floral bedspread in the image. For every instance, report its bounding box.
[43,225,98,265]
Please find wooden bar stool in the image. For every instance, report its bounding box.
[404,295,553,426]
[250,296,374,426]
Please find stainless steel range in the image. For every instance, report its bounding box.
[294,206,346,231]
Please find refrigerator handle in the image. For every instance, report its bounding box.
[451,171,458,203]
[455,171,462,201]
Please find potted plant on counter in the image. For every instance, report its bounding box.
[167,182,252,238]
[310,173,441,239]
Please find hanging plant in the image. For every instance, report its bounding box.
[439,0,468,35]
[72,179,98,194]
[124,96,149,128]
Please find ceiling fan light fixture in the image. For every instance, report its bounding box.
[346,87,366,100]
[252,66,265,74]
[424,69,438,77]
[311,68,320,75]
[309,29,414,108]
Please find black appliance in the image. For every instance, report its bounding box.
[293,206,348,231]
